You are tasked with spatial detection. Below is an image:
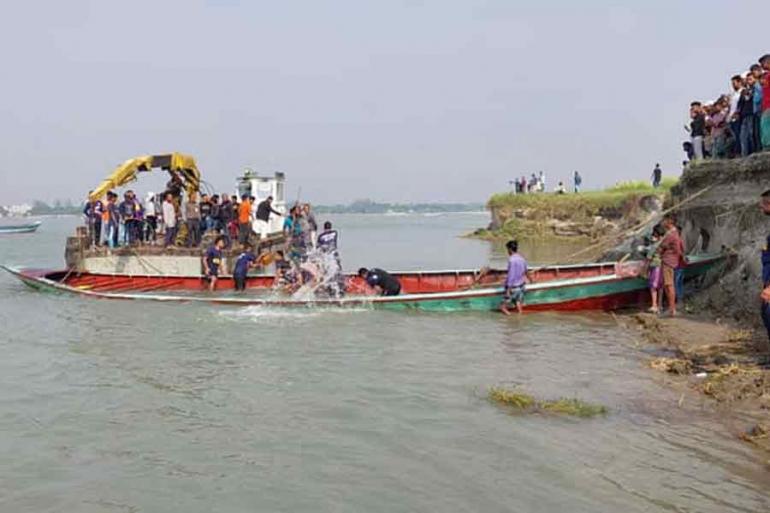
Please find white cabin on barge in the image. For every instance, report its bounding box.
[236,170,286,235]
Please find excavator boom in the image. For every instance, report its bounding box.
[89,153,201,201]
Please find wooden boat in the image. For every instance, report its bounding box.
[0,221,41,234]
[1,253,724,312]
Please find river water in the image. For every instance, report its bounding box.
[0,214,768,512]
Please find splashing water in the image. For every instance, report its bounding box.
[289,246,347,301]
[218,305,371,325]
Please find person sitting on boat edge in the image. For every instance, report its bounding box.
[233,242,258,292]
[203,235,227,291]
[501,239,529,315]
[358,267,401,296]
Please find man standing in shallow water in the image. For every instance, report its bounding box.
[501,240,529,315]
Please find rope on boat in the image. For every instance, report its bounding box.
[130,247,170,277]
[560,185,714,264]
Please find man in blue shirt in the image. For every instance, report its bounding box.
[233,243,258,292]
[203,236,227,291]
[750,64,764,154]
[501,240,529,315]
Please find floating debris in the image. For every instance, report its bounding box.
[740,424,768,444]
[487,387,607,418]
[488,388,536,409]
[648,357,693,375]
[539,398,608,417]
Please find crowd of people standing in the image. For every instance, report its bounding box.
[687,53,770,161]
[83,186,287,250]
[510,171,583,194]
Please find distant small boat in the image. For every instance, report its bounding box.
[0,221,41,234]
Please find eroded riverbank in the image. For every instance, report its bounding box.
[623,313,770,455]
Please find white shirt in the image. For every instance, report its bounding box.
[162,200,176,228]
[728,90,741,120]
[145,198,157,217]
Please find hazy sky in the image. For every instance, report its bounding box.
[1,0,768,205]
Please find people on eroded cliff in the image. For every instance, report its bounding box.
[685,53,770,163]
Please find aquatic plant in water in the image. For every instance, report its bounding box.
[487,387,607,418]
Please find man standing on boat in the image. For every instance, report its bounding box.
[105,192,120,248]
[317,221,339,253]
[237,194,252,246]
[501,240,529,315]
[255,196,282,240]
[185,193,202,247]
[304,204,318,249]
[162,193,178,247]
[83,192,103,247]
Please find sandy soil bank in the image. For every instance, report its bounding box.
[623,313,770,454]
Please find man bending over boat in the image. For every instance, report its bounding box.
[358,268,401,296]
[203,236,227,291]
[233,243,259,292]
[501,240,529,315]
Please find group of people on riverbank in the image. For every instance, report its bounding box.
[511,171,583,195]
[83,190,284,249]
[687,53,770,161]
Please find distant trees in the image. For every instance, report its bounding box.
[313,199,483,214]
[29,199,80,216]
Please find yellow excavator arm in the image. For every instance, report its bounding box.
[89,153,201,201]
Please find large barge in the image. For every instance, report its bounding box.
[65,153,288,275]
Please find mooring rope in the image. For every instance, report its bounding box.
[560,185,714,264]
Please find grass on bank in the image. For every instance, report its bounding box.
[488,387,608,418]
[487,178,678,214]
[475,178,678,240]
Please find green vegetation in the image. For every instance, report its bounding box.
[29,200,81,216]
[487,387,608,418]
[476,178,678,241]
[487,179,676,214]
[314,199,484,214]
[539,398,608,417]
[488,387,536,409]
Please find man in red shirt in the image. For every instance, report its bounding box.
[658,215,683,316]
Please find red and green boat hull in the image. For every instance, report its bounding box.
[1,253,725,313]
